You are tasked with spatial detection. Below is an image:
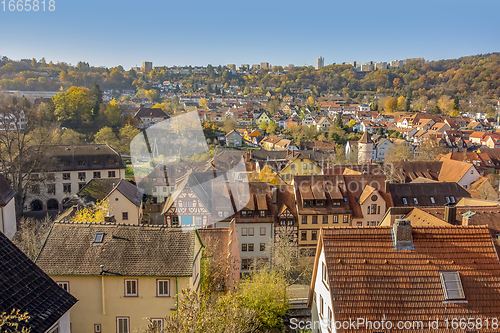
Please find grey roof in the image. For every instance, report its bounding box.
[0,232,77,333]
[111,179,143,207]
[29,144,126,172]
[36,223,200,277]
[0,174,15,206]
[387,182,471,207]
[134,107,169,119]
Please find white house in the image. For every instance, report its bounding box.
[372,137,392,162]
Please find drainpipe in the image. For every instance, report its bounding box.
[100,265,106,315]
[175,277,179,311]
[0,207,4,235]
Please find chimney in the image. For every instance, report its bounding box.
[462,211,475,226]
[392,219,413,250]
[271,186,277,204]
[444,203,457,225]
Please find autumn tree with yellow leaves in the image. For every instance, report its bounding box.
[71,200,110,223]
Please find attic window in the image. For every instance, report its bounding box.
[413,198,418,204]
[445,197,450,203]
[450,196,455,203]
[430,197,435,204]
[439,271,465,301]
[93,232,105,243]
[402,198,408,205]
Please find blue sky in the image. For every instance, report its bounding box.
[1,0,499,69]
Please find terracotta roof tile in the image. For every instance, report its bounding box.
[319,226,500,332]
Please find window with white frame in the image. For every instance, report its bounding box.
[94,324,101,333]
[150,319,163,333]
[241,228,247,236]
[117,317,129,333]
[125,279,137,296]
[439,271,465,300]
[57,281,69,292]
[157,280,170,297]
[260,227,266,235]
[248,227,254,236]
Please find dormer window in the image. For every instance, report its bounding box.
[93,232,105,243]
[316,200,324,207]
[303,200,313,208]
[439,271,465,301]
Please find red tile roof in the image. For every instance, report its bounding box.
[314,225,500,332]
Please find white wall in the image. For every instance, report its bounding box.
[459,166,481,189]
[0,199,16,240]
[237,222,273,271]
[44,310,71,333]
[312,246,335,333]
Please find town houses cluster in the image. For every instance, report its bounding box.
[3,95,500,332]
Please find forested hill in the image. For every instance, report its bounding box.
[0,53,499,101]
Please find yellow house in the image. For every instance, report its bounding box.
[279,152,323,184]
[36,223,204,333]
[77,178,144,224]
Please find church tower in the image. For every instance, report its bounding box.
[358,132,373,164]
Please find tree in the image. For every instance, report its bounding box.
[152,289,257,333]
[333,115,343,129]
[94,127,119,148]
[405,90,412,112]
[51,86,93,128]
[307,96,315,105]
[0,309,30,333]
[90,83,103,120]
[199,97,208,109]
[385,97,397,113]
[397,96,406,111]
[266,99,280,115]
[432,105,441,114]
[266,121,278,135]
[238,269,289,329]
[102,103,122,127]
[258,121,268,131]
[71,200,110,223]
[118,124,140,154]
[385,143,413,164]
[393,78,403,90]
[416,140,448,161]
[223,117,237,133]
[0,96,55,219]
[59,128,84,145]
[347,119,357,128]
[13,215,52,261]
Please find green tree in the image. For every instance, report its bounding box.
[405,90,412,112]
[102,103,122,127]
[51,86,93,128]
[91,83,103,120]
[118,124,140,154]
[94,127,119,148]
[432,105,441,114]
[238,270,289,329]
[259,121,268,131]
[266,121,278,135]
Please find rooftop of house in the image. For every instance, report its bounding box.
[1,232,77,333]
[387,182,471,207]
[438,158,475,182]
[36,223,201,277]
[134,107,169,119]
[312,224,500,328]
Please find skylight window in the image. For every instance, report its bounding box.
[439,271,465,301]
[445,197,450,203]
[93,232,105,243]
[402,198,407,205]
[450,196,455,203]
[413,198,418,204]
[430,197,435,204]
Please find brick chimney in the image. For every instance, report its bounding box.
[462,211,475,226]
[392,219,413,250]
[444,203,457,225]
